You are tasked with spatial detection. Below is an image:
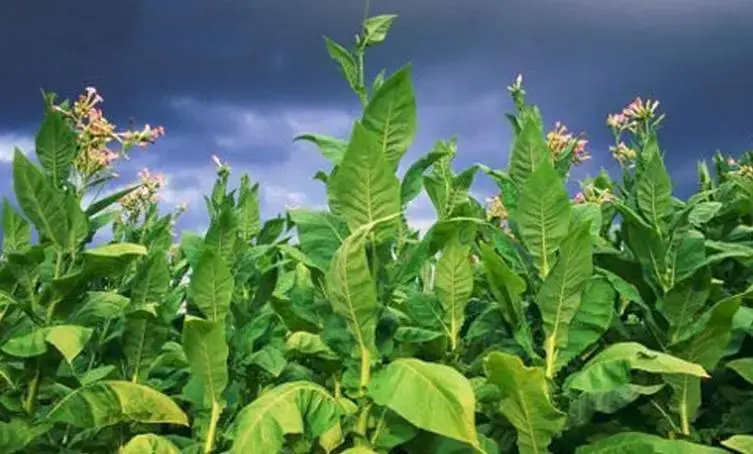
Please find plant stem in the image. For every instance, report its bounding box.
[355,401,372,445]
[359,349,371,396]
[204,400,222,453]
[24,358,41,415]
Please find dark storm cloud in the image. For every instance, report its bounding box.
[1,0,752,214]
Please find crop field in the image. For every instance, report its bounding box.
[1,12,752,454]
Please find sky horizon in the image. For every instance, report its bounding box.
[2,0,753,235]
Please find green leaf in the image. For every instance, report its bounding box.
[575,432,726,453]
[478,241,526,328]
[394,327,444,344]
[123,310,167,383]
[555,276,616,370]
[400,144,452,207]
[637,143,672,231]
[361,14,397,47]
[688,201,722,227]
[369,358,479,449]
[204,207,238,264]
[323,37,361,98]
[249,345,287,377]
[285,332,337,358]
[657,271,710,343]
[722,435,753,454]
[508,109,548,188]
[2,199,31,253]
[515,159,570,277]
[120,434,181,454]
[189,249,234,323]
[327,226,379,358]
[728,358,753,385]
[294,133,348,166]
[236,175,262,241]
[85,185,140,216]
[361,65,417,168]
[46,380,189,428]
[329,122,401,241]
[537,220,593,376]
[435,240,473,351]
[182,316,229,408]
[35,108,78,186]
[484,352,566,454]
[130,253,170,308]
[70,292,130,325]
[2,325,93,364]
[12,149,69,247]
[289,209,349,271]
[230,382,340,454]
[564,342,709,393]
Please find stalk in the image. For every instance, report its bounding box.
[204,400,222,453]
[24,358,41,415]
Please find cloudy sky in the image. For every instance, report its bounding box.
[2,0,752,234]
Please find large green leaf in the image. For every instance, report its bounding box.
[400,144,452,206]
[230,381,340,453]
[478,241,526,328]
[434,240,473,351]
[182,316,229,408]
[369,358,479,449]
[728,358,753,385]
[536,220,593,377]
[12,149,69,247]
[329,122,401,242]
[361,65,417,168]
[120,434,180,454]
[130,253,170,308]
[484,352,566,454]
[555,276,616,370]
[236,175,262,241]
[35,108,78,187]
[46,381,188,428]
[575,432,725,453]
[294,132,348,165]
[70,291,130,325]
[327,226,379,360]
[123,309,168,383]
[289,209,349,271]
[515,159,570,277]
[657,270,710,343]
[2,325,93,364]
[636,140,672,231]
[564,342,709,393]
[189,248,234,323]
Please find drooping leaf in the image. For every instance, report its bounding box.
[564,342,709,393]
[2,199,31,253]
[294,132,348,166]
[230,381,340,453]
[575,432,725,453]
[484,352,566,454]
[119,434,181,454]
[722,435,753,454]
[728,358,753,385]
[2,325,93,364]
[289,209,349,271]
[369,358,479,449]
[400,144,452,207]
[46,381,189,428]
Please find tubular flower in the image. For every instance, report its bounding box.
[573,183,616,205]
[485,195,508,224]
[54,86,166,181]
[120,167,167,219]
[610,141,638,167]
[546,121,590,165]
[733,164,753,178]
[607,97,663,133]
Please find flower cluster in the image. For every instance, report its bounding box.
[506,73,526,109]
[120,168,167,219]
[53,87,166,181]
[609,141,638,167]
[573,183,616,205]
[732,164,753,179]
[485,195,508,224]
[546,121,590,165]
[606,97,663,133]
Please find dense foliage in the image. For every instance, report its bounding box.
[1,13,753,454]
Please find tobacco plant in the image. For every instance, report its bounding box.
[1,12,753,454]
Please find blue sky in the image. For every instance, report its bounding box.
[2,0,753,233]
